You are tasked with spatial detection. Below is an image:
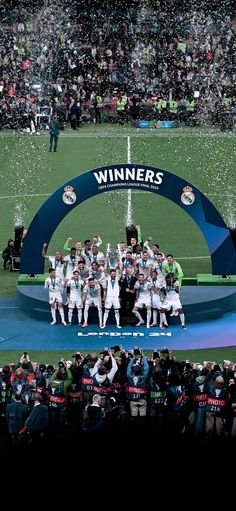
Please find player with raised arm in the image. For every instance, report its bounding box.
[42,243,65,279]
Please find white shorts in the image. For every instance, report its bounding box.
[105,296,120,309]
[152,295,163,310]
[49,292,63,305]
[85,297,101,308]
[162,294,182,310]
[68,297,82,309]
[135,297,151,309]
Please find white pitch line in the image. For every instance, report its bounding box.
[0,306,20,309]
[0,190,234,199]
[0,190,234,200]
[176,255,210,260]
[0,193,50,199]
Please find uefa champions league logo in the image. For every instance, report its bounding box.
[62,185,77,205]
[181,186,195,206]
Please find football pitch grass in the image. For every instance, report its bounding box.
[0,124,235,361]
[0,347,236,367]
[0,124,235,279]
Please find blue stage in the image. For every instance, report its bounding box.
[17,282,236,323]
[0,296,236,352]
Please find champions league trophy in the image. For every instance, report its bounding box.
[126,224,138,247]
[106,243,118,268]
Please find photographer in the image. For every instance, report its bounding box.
[91,349,118,404]
[228,375,236,437]
[126,349,149,417]
[81,353,98,403]
[82,394,105,436]
[48,360,72,435]
[149,359,167,435]
[111,345,128,404]
[12,353,35,382]
[67,353,84,428]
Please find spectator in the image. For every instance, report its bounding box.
[49,113,60,152]
[5,391,29,447]
[2,239,15,269]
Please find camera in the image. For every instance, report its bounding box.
[160,347,169,354]
[111,345,121,353]
[100,347,109,356]
[72,352,82,360]
[58,360,66,368]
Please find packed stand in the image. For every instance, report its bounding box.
[0,0,235,131]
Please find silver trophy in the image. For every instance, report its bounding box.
[106,243,118,268]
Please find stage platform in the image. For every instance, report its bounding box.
[17,274,236,324]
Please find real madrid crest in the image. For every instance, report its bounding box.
[62,185,77,205]
[181,186,195,206]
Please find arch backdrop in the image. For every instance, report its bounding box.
[20,164,236,275]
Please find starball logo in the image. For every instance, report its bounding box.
[93,166,164,190]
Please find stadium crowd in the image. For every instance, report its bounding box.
[0,0,235,131]
[1,349,236,451]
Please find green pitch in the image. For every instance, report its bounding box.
[0,125,235,290]
[0,347,236,367]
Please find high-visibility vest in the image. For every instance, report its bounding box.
[117,99,125,111]
[97,95,102,108]
[169,100,178,113]
[186,100,195,112]
[223,97,231,107]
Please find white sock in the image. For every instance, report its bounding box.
[84,305,89,322]
[147,311,151,327]
[180,313,185,326]
[78,309,82,323]
[98,307,103,323]
[115,310,120,326]
[68,309,73,322]
[160,312,167,325]
[51,308,56,321]
[152,310,157,324]
[103,309,109,326]
[59,308,65,321]
[134,311,142,322]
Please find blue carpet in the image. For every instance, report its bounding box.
[0,297,235,351]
